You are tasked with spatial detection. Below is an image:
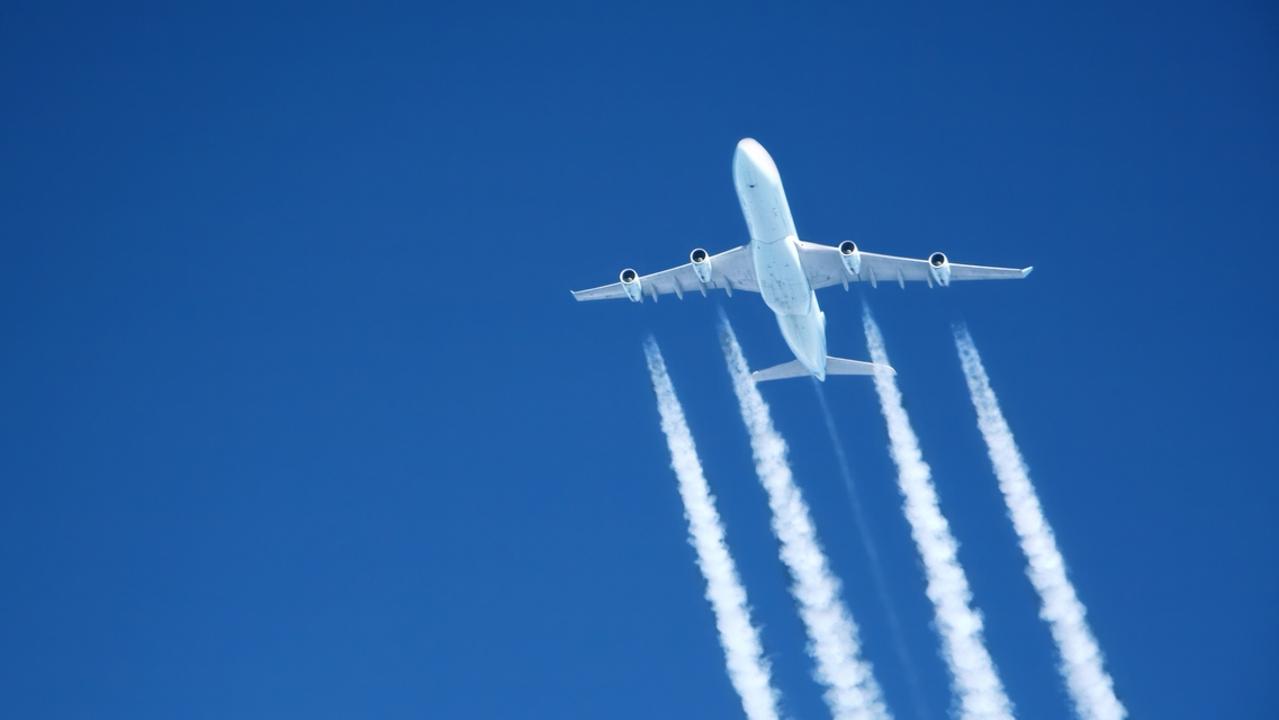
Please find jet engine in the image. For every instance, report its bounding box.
[838,240,862,277]
[928,252,951,287]
[619,268,643,302]
[690,248,712,284]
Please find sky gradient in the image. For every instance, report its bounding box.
[2,1,1277,718]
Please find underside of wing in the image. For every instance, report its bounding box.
[797,240,1032,290]
[571,245,758,302]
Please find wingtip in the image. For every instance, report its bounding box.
[1021,266,1035,277]
[569,289,584,301]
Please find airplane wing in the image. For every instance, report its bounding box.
[797,241,1032,289]
[572,245,758,302]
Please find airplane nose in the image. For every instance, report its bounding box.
[734,138,764,165]
[734,138,780,184]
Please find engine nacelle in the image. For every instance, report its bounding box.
[838,240,862,276]
[690,248,712,284]
[928,252,951,287]
[619,268,643,302]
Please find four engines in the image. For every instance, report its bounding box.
[620,244,953,299]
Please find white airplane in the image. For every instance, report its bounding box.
[572,139,1033,381]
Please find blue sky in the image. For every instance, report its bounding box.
[2,1,1276,718]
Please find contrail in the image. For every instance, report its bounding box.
[953,324,1126,720]
[720,317,891,720]
[813,382,931,720]
[644,337,783,720]
[862,308,1014,720]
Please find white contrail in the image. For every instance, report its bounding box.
[644,338,783,720]
[862,308,1014,720]
[953,324,1126,720]
[719,319,891,720]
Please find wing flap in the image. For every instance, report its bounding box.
[949,263,1034,281]
[570,284,629,302]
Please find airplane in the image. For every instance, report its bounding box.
[571,138,1033,382]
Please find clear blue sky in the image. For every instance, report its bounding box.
[2,1,1276,718]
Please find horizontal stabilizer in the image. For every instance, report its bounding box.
[751,359,811,382]
[752,356,894,383]
[827,356,892,377]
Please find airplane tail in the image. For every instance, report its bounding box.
[752,356,894,383]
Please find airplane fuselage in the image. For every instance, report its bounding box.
[732,139,829,379]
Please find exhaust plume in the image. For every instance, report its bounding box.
[953,324,1126,720]
[644,337,783,720]
[862,308,1014,720]
[719,318,891,720]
